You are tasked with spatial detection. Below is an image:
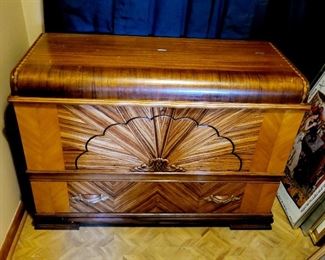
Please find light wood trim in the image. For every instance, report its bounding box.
[239,183,279,213]
[8,96,310,110]
[250,110,305,173]
[240,183,263,212]
[267,110,305,172]
[250,111,283,172]
[31,182,70,213]
[14,103,65,171]
[0,202,26,260]
[255,183,279,212]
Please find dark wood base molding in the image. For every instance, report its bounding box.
[0,202,25,260]
[33,213,273,230]
[27,170,283,183]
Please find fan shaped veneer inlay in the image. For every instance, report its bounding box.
[73,113,242,172]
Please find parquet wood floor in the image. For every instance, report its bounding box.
[10,199,319,260]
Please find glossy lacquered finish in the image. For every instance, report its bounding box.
[9,34,309,229]
[11,33,308,103]
[13,102,304,229]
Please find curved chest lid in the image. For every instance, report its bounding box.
[11,33,308,104]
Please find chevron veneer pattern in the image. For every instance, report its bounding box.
[68,181,245,213]
[58,105,263,172]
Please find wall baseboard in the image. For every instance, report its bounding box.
[0,202,26,260]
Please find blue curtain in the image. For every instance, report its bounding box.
[44,0,269,39]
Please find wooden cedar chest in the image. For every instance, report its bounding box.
[9,33,309,229]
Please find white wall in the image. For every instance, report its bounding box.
[0,0,43,248]
[21,0,44,44]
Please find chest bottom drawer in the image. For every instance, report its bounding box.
[30,180,279,215]
[68,181,244,213]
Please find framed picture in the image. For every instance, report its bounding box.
[301,199,325,235]
[309,214,325,246]
[277,65,325,228]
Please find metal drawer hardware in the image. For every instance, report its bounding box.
[204,194,241,204]
[71,194,109,204]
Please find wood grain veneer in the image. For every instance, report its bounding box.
[58,105,263,172]
[31,182,69,213]
[68,181,245,214]
[11,33,308,104]
[30,179,278,216]
[250,110,305,173]
[14,103,65,171]
[9,34,309,229]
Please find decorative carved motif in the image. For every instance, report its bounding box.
[204,194,241,205]
[131,158,186,172]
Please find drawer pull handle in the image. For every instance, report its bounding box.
[71,194,109,204]
[204,195,241,204]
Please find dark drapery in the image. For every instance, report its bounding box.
[262,0,324,81]
[44,0,269,39]
[44,0,324,80]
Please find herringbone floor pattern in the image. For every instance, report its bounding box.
[10,199,318,260]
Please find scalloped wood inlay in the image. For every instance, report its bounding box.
[58,105,263,172]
